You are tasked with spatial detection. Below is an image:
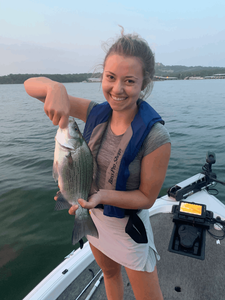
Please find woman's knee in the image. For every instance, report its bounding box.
[102,263,121,279]
[125,266,163,300]
[89,243,121,279]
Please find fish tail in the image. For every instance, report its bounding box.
[72,213,99,246]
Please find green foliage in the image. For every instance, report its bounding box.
[155,64,225,79]
[0,73,101,84]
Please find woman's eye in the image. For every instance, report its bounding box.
[107,75,114,80]
[126,79,135,84]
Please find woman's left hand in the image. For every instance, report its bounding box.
[68,191,102,215]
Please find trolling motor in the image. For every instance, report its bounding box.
[167,151,217,201]
[202,151,225,186]
[202,151,217,179]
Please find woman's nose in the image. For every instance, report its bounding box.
[112,80,124,94]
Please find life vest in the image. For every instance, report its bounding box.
[83,99,164,243]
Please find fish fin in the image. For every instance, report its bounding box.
[71,213,99,246]
[54,193,72,211]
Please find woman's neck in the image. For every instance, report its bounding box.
[110,106,138,136]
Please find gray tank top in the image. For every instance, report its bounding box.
[87,102,171,191]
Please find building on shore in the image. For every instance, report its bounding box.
[188,76,204,80]
[185,74,225,80]
[213,74,225,79]
[154,76,178,81]
[205,74,225,79]
[204,76,216,79]
[87,78,101,82]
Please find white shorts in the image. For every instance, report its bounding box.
[87,208,160,272]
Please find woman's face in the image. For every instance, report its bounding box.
[102,54,144,114]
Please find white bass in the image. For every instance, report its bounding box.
[53,119,98,246]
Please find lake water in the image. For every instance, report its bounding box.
[0,80,225,299]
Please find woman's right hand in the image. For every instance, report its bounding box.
[24,77,91,126]
[44,82,70,129]
[24,77,71,129]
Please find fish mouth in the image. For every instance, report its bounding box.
[55,126,75,150]
[55,137,74,150]
[110,94,128,101]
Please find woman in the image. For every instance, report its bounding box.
[24,30,171,300]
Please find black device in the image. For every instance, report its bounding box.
[168,201,213,260]
[168,152,225,259]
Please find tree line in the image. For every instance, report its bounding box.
[0,73,101,84]
[1,65,225,84]
[155,64,225,79]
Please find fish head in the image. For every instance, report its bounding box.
[55,119,83,150]
[53,119,84,187]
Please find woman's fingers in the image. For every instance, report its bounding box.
[58,114,69,129]
[69,199,89,215]
[54,195,93,215]
[78,198,86,207]
[43,82,70,128]
[78,197,99,209]
[68,205,79,215]
[54,190,61,201]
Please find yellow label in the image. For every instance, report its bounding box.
[180,202,202,216]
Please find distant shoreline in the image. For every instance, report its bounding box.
[1,64,225,84]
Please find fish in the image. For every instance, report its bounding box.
[53,119,98,247]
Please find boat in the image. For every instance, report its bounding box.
[23,152,225,300]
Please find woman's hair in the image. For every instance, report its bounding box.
[102,26,155,99]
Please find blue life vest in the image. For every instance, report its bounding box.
[83,100,164,219]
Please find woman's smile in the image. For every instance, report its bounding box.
[110,94,128,101]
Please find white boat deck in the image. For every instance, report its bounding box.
[56,211,225,300]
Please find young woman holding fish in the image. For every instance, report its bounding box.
[24,28,171,300]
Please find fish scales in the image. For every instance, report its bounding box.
[60,147,92,202]
[53,119,99,246]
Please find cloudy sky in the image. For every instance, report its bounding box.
[0,0,225,76]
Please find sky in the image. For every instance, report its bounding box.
[0,0,225,76]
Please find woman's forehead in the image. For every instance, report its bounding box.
[104,54,143,76]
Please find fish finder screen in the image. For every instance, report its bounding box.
[180,202,202,216]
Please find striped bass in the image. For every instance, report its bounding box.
[53,119,98,246]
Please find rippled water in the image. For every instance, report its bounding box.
[0,80,225,299]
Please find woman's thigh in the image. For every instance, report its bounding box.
[125,266,163,300]
[89,242,121,278]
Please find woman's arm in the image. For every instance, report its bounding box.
[24,77,91,127]
[69,142,171,214]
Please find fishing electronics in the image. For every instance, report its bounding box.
[168,201,213,260]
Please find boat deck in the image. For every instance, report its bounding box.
[57,213,225,300]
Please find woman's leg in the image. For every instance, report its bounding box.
[89,243,124,300]
[125,266,163,300]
